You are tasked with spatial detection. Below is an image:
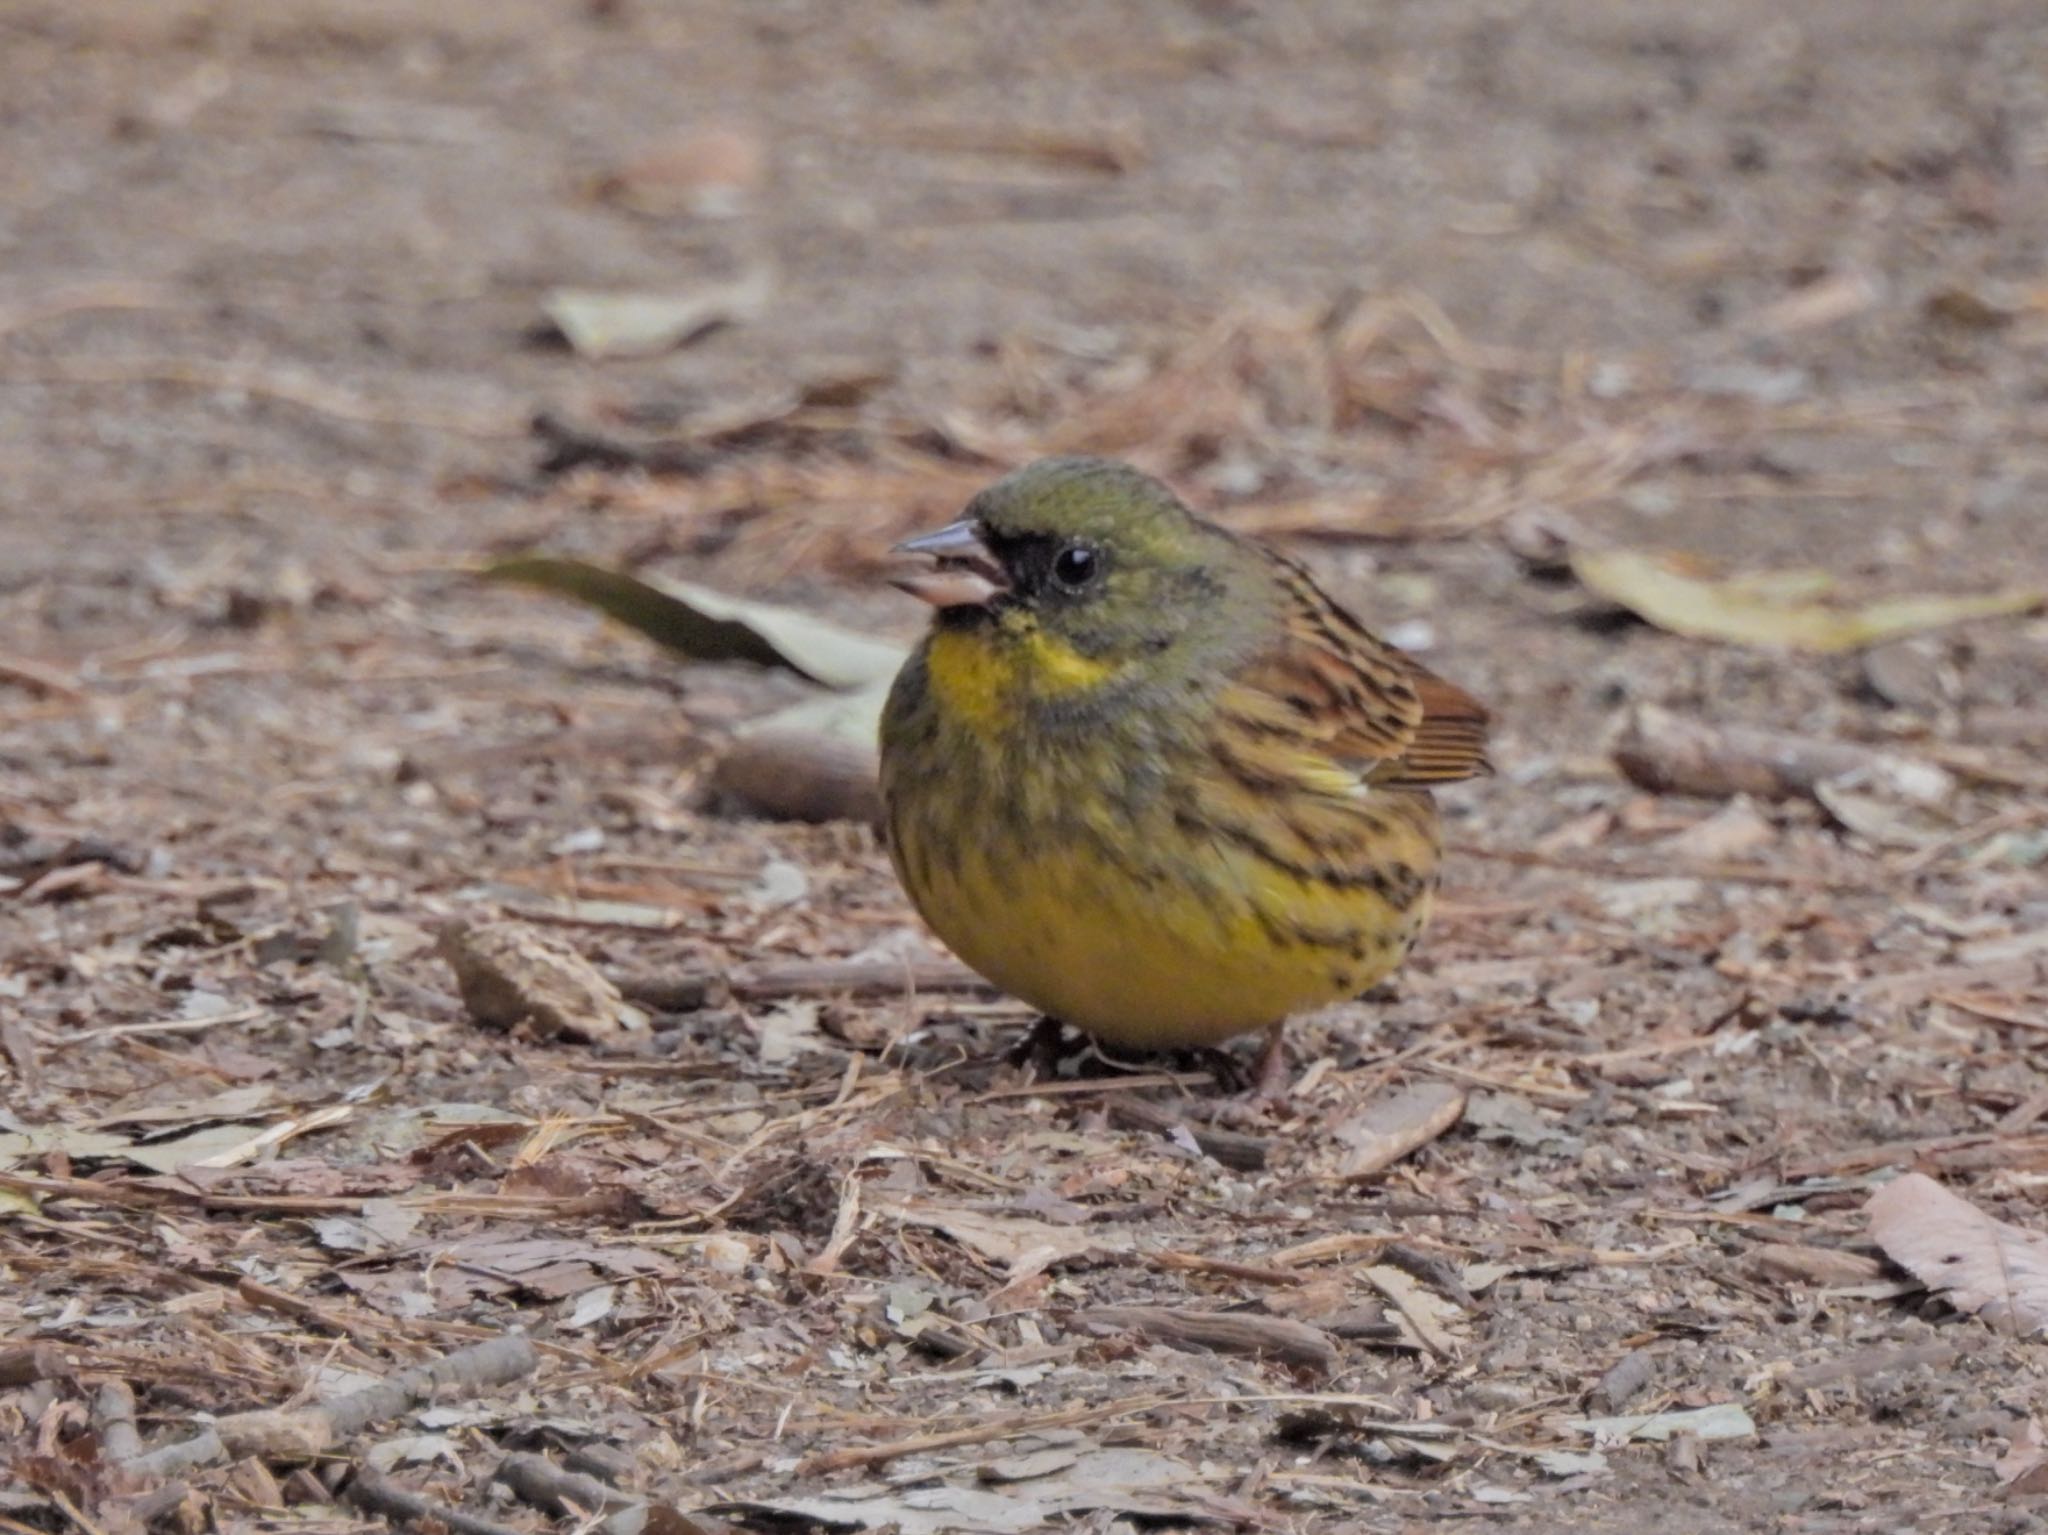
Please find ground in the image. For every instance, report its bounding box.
[4,2,2048,1533]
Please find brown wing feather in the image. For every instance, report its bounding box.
[1374,657,1492,787]
[1224,548,1491,790]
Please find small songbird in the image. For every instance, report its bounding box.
[878,457,1490,1094]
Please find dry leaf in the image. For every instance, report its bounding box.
[1997,1418,2048,1489]
[1361,1264,1463,1357]
[869,1194,1128,1275]
[483,558,905,690]
[718,1446,1200,1535]
[540,271,771,358]
[1865,1172,2048,1335]
[1568,1402,1757,1445]
[1335,1081,1466,1179]
[1663,799,1776,860]
[1573,548,2043,653]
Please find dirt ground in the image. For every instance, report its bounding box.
[5,2,2048,1532]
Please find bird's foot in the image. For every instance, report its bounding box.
[1006,1015,1071,1079]
[1249,1021,1293,1101]
[1207,1024,1292,1126]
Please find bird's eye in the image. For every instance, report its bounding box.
[1052,544,1098,589]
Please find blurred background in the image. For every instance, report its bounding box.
[5,6,2048,1527]
[5,0,2044,868]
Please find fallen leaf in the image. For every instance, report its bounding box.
[752,1002,825,1066]
[540,271,771,358]
[94,1084,277,1129]
[1997,1418,2048,1489]
[1361,1264,1463,1357]
[1335,1081,1466,1179]
[1464,1091,1581,1154]
[0,1125,139,1168]
[1567,1402,1756,1445]
[716,1446,1200,1535]
[1865,1172,2048,1334]
[1663,799,1776,861]
[563,1284,616,1330]
[1813,776,1958,850]
[441,1236,680,1300]
[869,1194,1129,1275]
[483,558,906,690]
[1572,548,2043,653]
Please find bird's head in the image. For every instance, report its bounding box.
[891,457,1232,671]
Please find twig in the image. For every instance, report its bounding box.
[237,1277,395,1343]
[0,1169,363,1217]
[214,1335,539,1458]
[346,1467,527,1535]
[53,1006,265,1046]
[1612,705,1941,804]
[110,1484,197,1528]
[967,1071,1216,1102]
[1146,1250,1306,1288]
[0,1343,68,1386]
[495,1453,642,1534]
[1070,1305,1339,1376]
[0,653,84,701]
[1778,1341,1958,1391]
[728,957,994,1001]
[794,1396,1167,1476]
[42,1488,108,1535]
[1104,1097,1270,1171]
[125,1429,225,1479]
[96,1382,144,1465]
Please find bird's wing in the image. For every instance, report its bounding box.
[1215,550,1492,792]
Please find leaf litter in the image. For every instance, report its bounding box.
[7,13,2048,1531]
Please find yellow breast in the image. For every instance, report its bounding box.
[890,792,1439,1049]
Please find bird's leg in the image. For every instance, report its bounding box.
[1008,1015,1069,1077]
[1250,1021,1292,1100]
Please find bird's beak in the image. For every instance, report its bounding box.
[890,518,1009,609]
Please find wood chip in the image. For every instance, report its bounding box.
[710,729,882,824]
[437,920,638,1045]
[1747,1242,1888,1288]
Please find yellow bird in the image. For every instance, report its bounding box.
[879,457,1490,1093]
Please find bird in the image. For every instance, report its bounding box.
[877,456,1490,1095]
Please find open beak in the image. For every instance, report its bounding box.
[889,518,1009,609]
